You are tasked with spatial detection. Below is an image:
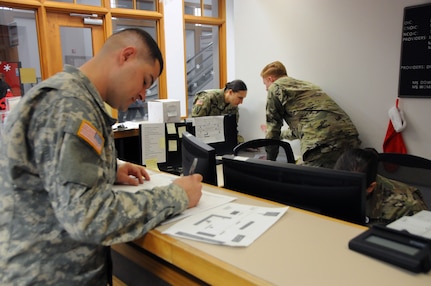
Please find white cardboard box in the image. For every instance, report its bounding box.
[147,99,181,123]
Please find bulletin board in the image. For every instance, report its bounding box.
[398,3,431,98]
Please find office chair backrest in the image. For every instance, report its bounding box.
[378,152,431,209]
[233,138,295,163]
[223,155,367,225]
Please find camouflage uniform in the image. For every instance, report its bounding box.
[265,76,360,168]
[366,175,429,225]
[0,65,189,285]
[191,89,239,122]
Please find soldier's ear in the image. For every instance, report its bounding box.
[367,181,377,194]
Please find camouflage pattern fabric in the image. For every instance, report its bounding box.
[0,65,189,285]
[366,175,429,225]
[265,76,360,168]
[191,89,239,122]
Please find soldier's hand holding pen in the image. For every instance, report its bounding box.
[173,173,203,208]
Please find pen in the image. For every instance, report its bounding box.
[189,157,198,175]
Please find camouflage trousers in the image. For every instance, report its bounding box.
[301,136,361,169]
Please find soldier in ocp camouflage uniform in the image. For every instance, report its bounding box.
[191,79,247,123]
[368,175,429,225]
[261,61,361,168]
[191,80,247,143]
[334,148,429,225]
[0,28,202,285]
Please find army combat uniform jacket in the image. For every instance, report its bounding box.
[366,175,429,225]
[191,89,239,122]
[266,76,360,168]
[0,65,189,285]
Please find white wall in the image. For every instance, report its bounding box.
[230,0,431,159]
[163,0,187,116]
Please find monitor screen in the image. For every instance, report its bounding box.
[182,131,217,186]
[222,155,367,225]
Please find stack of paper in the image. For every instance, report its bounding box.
[386,210,431,239]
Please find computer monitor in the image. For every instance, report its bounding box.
[222,155,367,225]
[182,131,217,186]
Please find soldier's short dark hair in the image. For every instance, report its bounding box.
[111,28,164,76]
[334,148,379,187]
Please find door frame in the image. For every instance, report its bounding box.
[44,12,105,77]
[43,12,117,117]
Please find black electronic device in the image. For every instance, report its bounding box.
[222,155,367,225]
[349,225,431,273]
[182,131,217,186]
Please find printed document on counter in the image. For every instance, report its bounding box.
[386,210,431,239]
[163,202,288,247]
[113,170,176,192]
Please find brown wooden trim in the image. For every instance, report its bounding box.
[132,228,272,286]
[218,0,227,86]
[157,2,167,100]
[113,129,139,139]
[42,1,108,14]
[184,14,224,25]
[110,8,162,19]
[112,275,127,286]
[0,0,41,9]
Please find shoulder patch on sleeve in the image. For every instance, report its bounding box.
[196,99,204,106]
[77,120,104,155]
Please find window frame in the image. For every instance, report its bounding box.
[183,0,226,116]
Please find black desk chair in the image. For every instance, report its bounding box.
[378,152,431,209]
[233,138,295,163]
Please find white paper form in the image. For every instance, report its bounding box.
[163,203,288,247]
[112,170,177,192]
[113,121,140,130]
[387,210,431,239]
[140,122,166,163]
[162,190,236,224]
[193,116,225,144]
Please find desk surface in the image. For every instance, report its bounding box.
[129,183,431,285]
[113,128,139,139]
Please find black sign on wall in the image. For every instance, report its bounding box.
[398,3,431,98]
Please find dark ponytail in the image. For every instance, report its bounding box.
[224,79,247,92]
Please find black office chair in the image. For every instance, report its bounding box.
[377,152,431,209]
[233,138,295,163]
